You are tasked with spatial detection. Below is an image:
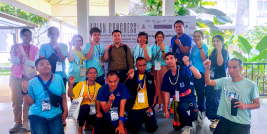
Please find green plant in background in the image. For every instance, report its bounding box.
[139,0,232,36]
[0,2,48,27]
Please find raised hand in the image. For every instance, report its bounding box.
[68,76,75,85]
[182,56,190,67]
[68,41,73,48]
[175,39,181,46]
[196,40,202,48]
[109,93,115,102]
[22,80,29,93]
[203,59,211,68]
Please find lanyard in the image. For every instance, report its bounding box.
[139,46,144,56]
[95,45,101,57]
[136,72,146,91]
[73,49,87,65]
[169,66,180,85]
[37,74,53,95]
[86,81,97,101]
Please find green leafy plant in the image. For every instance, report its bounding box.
[0,2,48,27]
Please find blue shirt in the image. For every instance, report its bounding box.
[209,48,229,79]
[150,44,169,66]
[132,45,152,70]
[83,43,105,77]
[215,77,259,124]
[161,66,196,103]
[67,50,86,83]
[39,43,68,78]
[189,43,208,73]
[97,83,130,117]
[28,74,66,118]
[171,34,192,60]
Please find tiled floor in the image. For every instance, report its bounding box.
[0,75,266,134]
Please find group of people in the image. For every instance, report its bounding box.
[9,20,260,134]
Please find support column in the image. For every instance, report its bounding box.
[49,16,53,27]
[60,21,63,42]
[162,0,175,16]
[77,0,89,44]
[109,0,115,16]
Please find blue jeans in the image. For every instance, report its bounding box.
[28,114,64,134]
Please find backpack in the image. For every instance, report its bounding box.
[108,44,129,70]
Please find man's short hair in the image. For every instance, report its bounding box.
[174,20,184,27]
[136,57,146,63]
[35,57,49,67]
[112,30,122,36]
[165,52,177,59]
[90,27,101,36]
[229,58,243,68]
[107,70,119,78]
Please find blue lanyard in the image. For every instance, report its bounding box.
[136,72,146,90]
[38,74,53,95]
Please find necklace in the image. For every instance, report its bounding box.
[87,81,97,101]
[169,66,180,85]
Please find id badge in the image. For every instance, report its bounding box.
[155,61,161,71]
[89,104,96,115]
[138,92,145,103]
[99,57,104,66]
[175,90,180,102]
[55,62,63,72]
[110,107,119,121]
[210,70,215,78]
[42,98,51,111]
[80,67,86,76]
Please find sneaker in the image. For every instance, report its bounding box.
[209,120,218,129]
[22,122,31,131]
[181,126,193,134]
[197,111,204,126]
[9,123,22,133]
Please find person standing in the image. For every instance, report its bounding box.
[84,27,105,85]
[150,31,169,113]
[190,30,208,125]
[205,35,229,129]
[204,58,260,134]
[103,30,134,83]
[9,28,39,132]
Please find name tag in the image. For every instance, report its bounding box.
[138,92,145,103]
[42,98,51,111]
[80,67,86,76]
[99,57,104,66]
[89,104,96,115]
[110,107,119,121]
[55,62,63,72]
[175,90,180,102]
[210,70,215,78]
[155,61,161,71]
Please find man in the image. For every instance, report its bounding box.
[124,57,158,133]
[94,71,130,134]
[203,58,260,134]
[22,57,68,134]
[161,52,201,134]
[84,27,106,85]
[171,20,192,62]
[104,30,134,83]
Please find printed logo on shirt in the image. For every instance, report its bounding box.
[148,80,152,84]
[94,52,103,62]
[180,82,185,88]
[223,87,241,100]
[116,91,120,96]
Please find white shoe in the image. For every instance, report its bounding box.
[181,126,193,134]
[209,120,218,129]
[9,123,22,133]
[197,111,204,126]
[23,122,31,131]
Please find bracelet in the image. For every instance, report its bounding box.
[161,50,165,52]
[199,47,203,49]
[245,104,248,109]
[21,90,28,95]
[119,116,125,123]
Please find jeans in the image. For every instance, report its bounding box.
[78,104,96,126]
[214,117,250,134]
[28,114,64,134]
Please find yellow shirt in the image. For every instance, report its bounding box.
[72,81,101,105]
[132,74,149,110]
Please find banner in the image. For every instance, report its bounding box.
[89,16,196,50]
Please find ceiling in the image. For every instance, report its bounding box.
[44,0,109,5]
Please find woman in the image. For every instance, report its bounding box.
[39,26,68,87]
[9,28,39,132]
[132,32,152,72]
[67,35,87,88]
[206,35,229,129]
[150,31,169,113]
[68,67,102,134]
[190,30,208,125]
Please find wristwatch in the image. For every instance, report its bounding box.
[161,50,165,53]
[199,47,203,49]
[21,90,28,95]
